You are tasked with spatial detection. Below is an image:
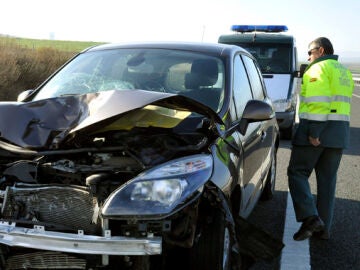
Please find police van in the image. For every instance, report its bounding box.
[219,25,301,139]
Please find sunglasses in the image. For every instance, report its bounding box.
[308,47,320,56]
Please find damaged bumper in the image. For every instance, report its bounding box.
[0,222,161,255]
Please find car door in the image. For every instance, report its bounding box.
[242,55,274,189]
[231,54,265,218]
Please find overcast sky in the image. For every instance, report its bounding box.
[1,0,359,61]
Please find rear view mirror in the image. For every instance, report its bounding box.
[239,100,275,135]
[17,89,35,102]
[296,64,308,78]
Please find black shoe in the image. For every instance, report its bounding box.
[293,216,325,241]
[312,230,330,240]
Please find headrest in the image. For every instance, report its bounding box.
[185,59,219,89]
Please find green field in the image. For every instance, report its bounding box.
[0,35,106,52]
[2,34,359,73]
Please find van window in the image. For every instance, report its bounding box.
[239,44,292,74]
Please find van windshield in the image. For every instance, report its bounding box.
[239,44,292,74]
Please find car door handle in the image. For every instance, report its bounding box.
[261,131,267,141]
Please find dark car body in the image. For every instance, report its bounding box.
[0,42,279,269]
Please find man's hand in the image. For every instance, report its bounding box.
[309,136,321,146]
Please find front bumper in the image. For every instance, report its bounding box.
[0,222,162,255]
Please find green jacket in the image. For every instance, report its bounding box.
[293,55,354,148]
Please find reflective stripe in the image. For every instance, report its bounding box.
[300,96,331,103]
[328,114,350,121]
[300,95,351,104]
[331,95,351,103]
[299,113,328,121]
[299,112,350,122]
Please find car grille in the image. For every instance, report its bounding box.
[1,185,99,234]
[5,251,86,269]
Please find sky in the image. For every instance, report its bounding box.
[1,0,359,62]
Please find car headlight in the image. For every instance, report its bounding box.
[272,99,292,112]
[102,154,213,217]
[130,179,186,205]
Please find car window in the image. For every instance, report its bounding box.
[241,55,265,100]
[233,55,253,119]
[166,59,225,112]
[33,49,225,112]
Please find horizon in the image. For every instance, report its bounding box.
[1,0,360,65]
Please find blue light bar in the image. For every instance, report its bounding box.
[231,25,288,33]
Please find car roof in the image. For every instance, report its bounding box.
[219,33,294,45]
[82,41,248,57]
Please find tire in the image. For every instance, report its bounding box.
[260,146,277,201]
[190,209,232,270]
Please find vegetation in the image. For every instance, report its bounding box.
[0,36,105,101]
[0,35,104,52]
[0,35,358,101]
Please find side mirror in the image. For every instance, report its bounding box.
[293,64,308,78]
[17,89,35,102]
[239,100,275,135]
[297,64,308,78]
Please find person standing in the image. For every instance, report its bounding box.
[288,37,354,241]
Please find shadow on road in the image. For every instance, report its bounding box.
[248,190,360,270]
[247,190,288,270]
[310,197,360,270]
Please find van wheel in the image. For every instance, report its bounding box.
[190,209,232,270]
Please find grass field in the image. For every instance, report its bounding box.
[0,35,106,52]
[2,34,359,72]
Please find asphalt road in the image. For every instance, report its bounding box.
[247,84,360,270]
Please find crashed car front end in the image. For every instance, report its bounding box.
[0,153,213,259]
[0,90,225,269]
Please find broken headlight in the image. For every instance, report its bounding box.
[102,154,213,217]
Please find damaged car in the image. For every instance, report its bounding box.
[0,42,280,269]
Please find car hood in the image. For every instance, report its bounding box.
[0,90,222,149]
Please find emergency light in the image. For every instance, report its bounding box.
[231,25,288,33]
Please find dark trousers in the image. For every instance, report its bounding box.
[287,145,343,232]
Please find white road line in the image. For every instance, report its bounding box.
[280,191,311,270]
[353,93,360,99]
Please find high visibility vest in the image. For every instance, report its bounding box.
[299,55,354,122]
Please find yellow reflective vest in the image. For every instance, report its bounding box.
[299,55,353,122]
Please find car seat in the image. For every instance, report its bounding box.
[183,59,222,111]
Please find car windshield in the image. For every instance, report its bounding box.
[239,44,292,74]
[33,48,225,112]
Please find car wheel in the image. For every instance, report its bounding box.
[260,147,277,201]
[190,209,232,270]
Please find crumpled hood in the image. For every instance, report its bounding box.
[0,90,222,149]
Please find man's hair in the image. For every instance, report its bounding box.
[310,37,334,55]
